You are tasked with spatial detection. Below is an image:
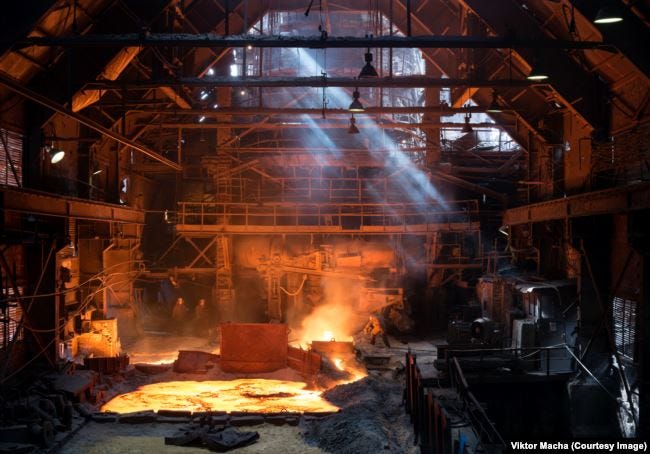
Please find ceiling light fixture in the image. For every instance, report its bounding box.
[358,48,378,78]
[486,90,502,113]
[348,89,365,112]
[594,2,624,24]
[348,115,360,134]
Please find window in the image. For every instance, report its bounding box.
[0,128,23,187]
[613,296,636,360]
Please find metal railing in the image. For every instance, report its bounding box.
[405,351,501,454]
[176,200,479,230]
[444,345,575,376]
[405,346,574,454]
[448,357,506,449]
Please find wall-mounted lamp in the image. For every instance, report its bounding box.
[48,147,65,164]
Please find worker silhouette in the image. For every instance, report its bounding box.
[171,297,189,335]
[194,298,211,337]
[364,313,391,348]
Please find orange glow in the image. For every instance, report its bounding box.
[291,278,366,349]
[128,352,177,365]
[333,357,367,383]
[127,337,220,365]
[101,379,339,414]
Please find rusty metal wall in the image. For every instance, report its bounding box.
[287,345,321,376]
[220,323,288,373]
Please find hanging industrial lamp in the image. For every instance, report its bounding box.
[594,1,624,24]
[461,113,473,134]
[348,115,360,134]
[486,90,502,113]
[526,61,549,81]
[349,89,365,112]
[358,48,379,78]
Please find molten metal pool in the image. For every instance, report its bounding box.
[101,379,339,414]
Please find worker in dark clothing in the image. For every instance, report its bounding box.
[171,297,189,335]
[364,313,391,348]
[194,298,211,337]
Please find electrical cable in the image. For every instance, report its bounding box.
[279,274,307,296]
[11,276,139,334]
[2,259,145,302]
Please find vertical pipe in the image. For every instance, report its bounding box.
[177,128,182,164]
[225,0,230,35]
[242,46,247,79]
[406,0,412,37]
[244,0,248,31]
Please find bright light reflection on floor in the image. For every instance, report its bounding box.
[101,379,339,414]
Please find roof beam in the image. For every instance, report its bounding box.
[0,71,182,171]
[503,182,650,225]
[157,121,512,129]
[1,186,144,224]
[128,106,509,115]
[458,0,608,129]
[570,0,650,78]
[11,33,612,50]
[0,1,57,57]
[85,76,534,89]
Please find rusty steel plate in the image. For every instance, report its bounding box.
[220,323,288,373]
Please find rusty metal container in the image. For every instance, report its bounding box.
[311,340,354,356]
[220,323,288,373]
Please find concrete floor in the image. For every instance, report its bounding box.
[59,421,325,453]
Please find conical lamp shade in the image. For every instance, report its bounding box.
[349,90,365,112]
[527,62,549,81]
[358,51,378,78]
[348,117,360,134]
[594,3,623,24]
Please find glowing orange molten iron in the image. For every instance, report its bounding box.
[101,379,339,414]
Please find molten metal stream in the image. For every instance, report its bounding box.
[101,379,339,414]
